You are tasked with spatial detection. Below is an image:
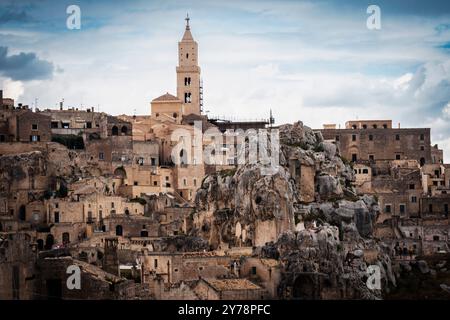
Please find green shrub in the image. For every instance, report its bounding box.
[52,134,85,149]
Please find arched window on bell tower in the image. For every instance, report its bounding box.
[184,92,191,103]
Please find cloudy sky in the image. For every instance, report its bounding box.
[1,0,450,160]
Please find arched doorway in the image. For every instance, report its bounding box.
[45,234,54,250]
[116,225,123,236]
[121,126,128,135]
[293,275,316,300]
[114,167,127,185]
[112,126,119,136]
[19,205,26,221]
[37,239,44,250]
[62,232,70,245]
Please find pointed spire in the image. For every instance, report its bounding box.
[182,13,194,41]
[185,13,190,30]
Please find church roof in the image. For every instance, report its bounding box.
[182,28,194,41]
[152,92,181,102]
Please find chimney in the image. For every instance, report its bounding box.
[59,101,63,110]
[398,122,400,128]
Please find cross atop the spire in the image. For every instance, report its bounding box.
[185,13,190,30]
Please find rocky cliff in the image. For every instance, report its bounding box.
[191,121,396,299]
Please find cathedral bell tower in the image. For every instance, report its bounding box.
[177,14,201,115]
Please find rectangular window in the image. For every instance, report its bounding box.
[385,205,391,213]
[369,135,373,141]
[400,204,405,214]
[395,134,400,141]
[411,196,417,203]
[352,154,357,162]
[251,266,257,275]
[396,154,401,160]
[369,155,374,161]
[352,134,356,141]
[51,121,59,129]
[335,135,340,141]
[30,135,39,142]
[409,184,415,190]
[429,204,433,213]
[54,212,60,223]
[0,135,5,142]
[151,158,156,166]
[62,122,70,129]
[420,134,424,140]
[32,124,38,130]
[99,152,104,160]
[154,259,158,268]
[111,202,114,208]
[86,122,92,129]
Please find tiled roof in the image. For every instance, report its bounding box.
[204,278,261,291]
[152,92,180,102]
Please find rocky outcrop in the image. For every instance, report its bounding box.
[194,164,295,248]
[191,120,396,299]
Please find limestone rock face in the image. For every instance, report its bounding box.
[261,225,395,300]
[191,120,396,299]
[316,174,343,199]
[194,164,296,248]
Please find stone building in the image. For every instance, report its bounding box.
[0,232,37,299]
[7,110,51,142]
[35,254,136,300]
[240,257,281,299]
[194,278,267,300]
[141,251,233,286]
[41,107,105,137]
[320,120,432,165]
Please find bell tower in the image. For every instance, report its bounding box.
[177,14,201,115]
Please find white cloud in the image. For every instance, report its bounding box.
[443,102,450,118]
[3,0,450,159]
[1,78,24,101]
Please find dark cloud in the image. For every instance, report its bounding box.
[0,46,55,81]
[0,8,31,24]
